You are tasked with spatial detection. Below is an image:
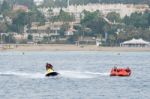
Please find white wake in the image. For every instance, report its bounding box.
[58,70,109,79]
[0,71,45,79]
[0,70,109,79]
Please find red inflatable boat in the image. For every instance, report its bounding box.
[110,67,131,76]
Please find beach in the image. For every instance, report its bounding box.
[0,44,150,52]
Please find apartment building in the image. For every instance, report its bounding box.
[39,4,149,20]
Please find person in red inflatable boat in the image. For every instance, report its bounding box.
[110,66,131,76]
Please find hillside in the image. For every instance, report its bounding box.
[43,0,150,7]
[1,0,149,8]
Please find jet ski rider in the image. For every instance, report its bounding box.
[46,63,54,73]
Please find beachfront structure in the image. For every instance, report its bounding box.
[34,0,44,6]
[96,39,102,46]
[76,37,96,45]
[120,38,150,47]
[38,4,149,20]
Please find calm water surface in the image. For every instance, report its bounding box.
[0,51,149,99]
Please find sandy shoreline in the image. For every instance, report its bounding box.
[0,44,150,52]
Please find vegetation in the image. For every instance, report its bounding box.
[52,9,75,22]
[80,10,150,46]
[27,34,33,41]
[59,23,70,37]
[0,0,150,45]
[81,10,107,37]
[1,34,16,43]
[0,0,45,33]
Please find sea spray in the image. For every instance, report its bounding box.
[57,70,109,79]
[0,71,45,79]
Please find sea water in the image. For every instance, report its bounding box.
[0,51,149,99]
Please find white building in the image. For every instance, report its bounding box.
[68,4,149,18]
[120,38,150,47]
[34,0,44,6]
[39,4,149,19]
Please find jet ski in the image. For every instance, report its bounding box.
[45,71,59,77]
[45,68,59,77]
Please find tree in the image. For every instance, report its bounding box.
[107,34,116,46]
[11,11,28,33]
[59,23,70,37]
[27,34,33,41]
[0,0,11,14]
[2,34,16,43]
[81,10,108,37]
[147,12,150,26]
[53,9,75,22]
[106,12,121,23]
[128,12,149,28]
[0,23,8,32]
[123,15,130,25]
[36,10,46,24]
[67,36,76,44]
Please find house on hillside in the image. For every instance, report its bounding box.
[14,33,28,40]
[0,15,12,24]
[13,5,29,12]
[27,22,61,43]
[65,28,76,36]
